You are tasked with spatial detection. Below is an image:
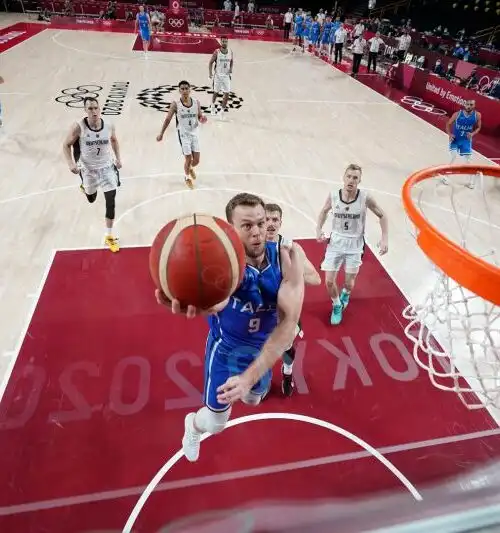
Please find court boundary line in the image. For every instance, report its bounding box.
[50,29,294,66]
[123,413,424,532]
[0,250,56,402]
[314,53,500,424]
[321,54,499,166]
[1,421,499,518]
[1,171,498,232]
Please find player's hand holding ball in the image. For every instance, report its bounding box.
[155,288,225,318]
[199,115,208,124]
[150,214,246,317]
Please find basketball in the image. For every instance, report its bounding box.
[149,214,246,310]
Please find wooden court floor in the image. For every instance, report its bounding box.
[0,13,499,419]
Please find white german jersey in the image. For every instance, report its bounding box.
[176,98,199,134]
[78,118,113,170]
[215,48,232,76]
[329,188,368,252]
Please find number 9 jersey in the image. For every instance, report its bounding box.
[207,240,282,349]
[204,240,282,410]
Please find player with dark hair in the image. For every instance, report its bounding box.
[63,97,122,252]
[265,202,321,396]
[156,80,207,190]
[156,192,305,461]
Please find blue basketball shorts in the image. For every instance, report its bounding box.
[140,29,150,42]
[449,137,472,156]
[204,333,272,411]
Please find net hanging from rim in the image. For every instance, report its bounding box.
[401,164,500,410]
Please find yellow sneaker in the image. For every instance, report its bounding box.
[105,235,120,253]
[185,177,194,190]
[189,167,197,180]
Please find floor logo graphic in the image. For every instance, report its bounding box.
[136,84,244,114]
[55,82,130,115]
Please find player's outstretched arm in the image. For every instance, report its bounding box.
[316,193,331,241]
[217,245,305,404]
[208,51,217,78]
[446,111,459,139]
[110,125,122,169]
[156,102,177,141]
[291,242,321,285]
[63,122,81,174]
[471,111,482,138]
[366,195,388,255]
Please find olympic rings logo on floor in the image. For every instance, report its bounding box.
[168,19,185,28]
[400,96,447,116]
[55,85,103,108]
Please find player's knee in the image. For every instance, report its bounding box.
[104,190,116,219]
[242,391,263,406]
[86,192,97,204]
[198,406,231,434]
[192,153,200,166]
[325,274,337,289]
[344,272,358,290]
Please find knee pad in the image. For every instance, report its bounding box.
[197,406,231,435]
[104,190,116,220]
[86,192,97,204]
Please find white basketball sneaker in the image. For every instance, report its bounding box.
[182,412,201,462]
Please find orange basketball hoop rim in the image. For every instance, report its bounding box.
[402,164,500,307]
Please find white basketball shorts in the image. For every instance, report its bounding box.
[80,164,119,195]
[213,74,231,94]
[178,131,200,156]
[320,245,363,274]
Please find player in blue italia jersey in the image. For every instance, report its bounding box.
[320,16,333,57]
[156,193,305,461]
[310,17,321,53]
[135,5,152,58]
[443,99,482,188]
[293,10,305,52]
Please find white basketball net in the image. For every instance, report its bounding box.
[402,170,500,410]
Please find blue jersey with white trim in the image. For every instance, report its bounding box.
[452,110,477,139]
[207,241,282,349]
[137,12,150,31]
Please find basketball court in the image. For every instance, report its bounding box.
[1,14,500,532]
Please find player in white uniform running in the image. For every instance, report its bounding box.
[316,164,389,325]
[265,203,321,396]
[209,36,233,119]
[63,97,122,253]
[156,80,207,190]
